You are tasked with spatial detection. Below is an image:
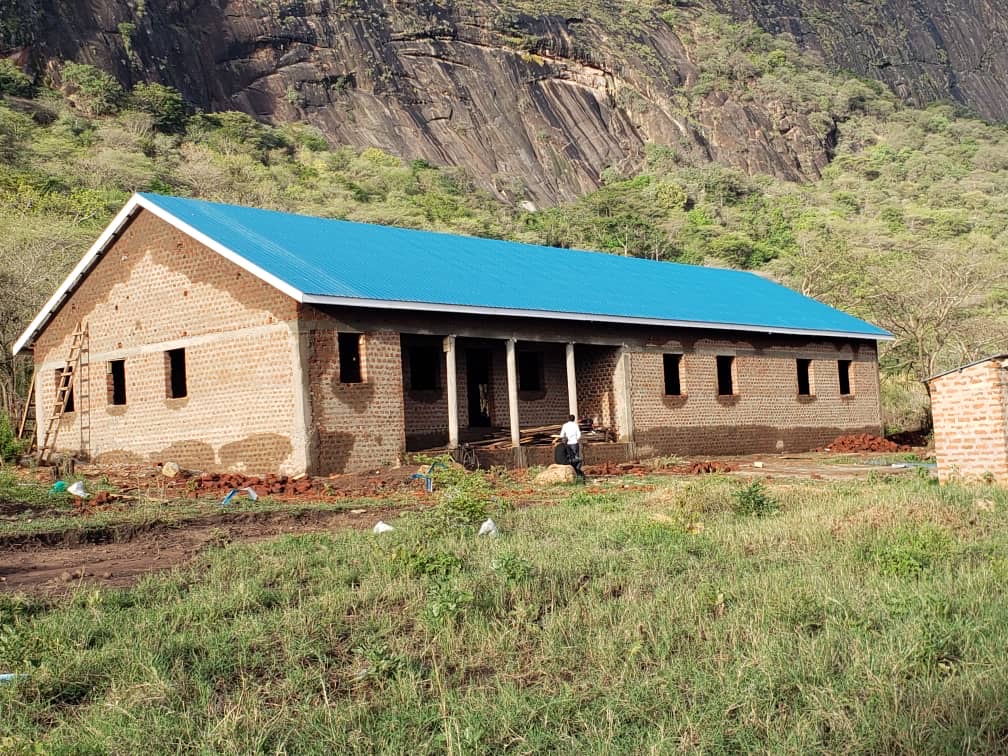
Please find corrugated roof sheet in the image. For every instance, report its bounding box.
[138,193,889,339]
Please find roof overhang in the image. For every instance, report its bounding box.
[12,193,895,355]
[300,294,895,341]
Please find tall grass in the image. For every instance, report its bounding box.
[2,474,1008,753]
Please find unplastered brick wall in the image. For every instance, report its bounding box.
[401,336,456,445]
[929,359,1008,483]
[628,337,882,456]
[488,342,570,428]
[575,346,621,430]
[33,209,304,474]
[307,327,405,474]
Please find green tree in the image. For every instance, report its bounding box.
[130,82,187,133]
[60,62,125,116]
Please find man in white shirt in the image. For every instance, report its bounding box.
[559,414,585,481]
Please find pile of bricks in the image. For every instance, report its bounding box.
[689,461,736,474]
[192,473,317,496]
[825,434,911,453]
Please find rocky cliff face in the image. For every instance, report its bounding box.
[4,0,839,203]
[719,0,1008,123]
[5,0,1006,203]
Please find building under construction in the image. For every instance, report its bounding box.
[13,194,891,474]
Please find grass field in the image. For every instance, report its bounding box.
[2,468,1008,754]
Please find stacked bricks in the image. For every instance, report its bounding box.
[33,210,302,474]
[928,358,1008,483]
[627,338,882,457]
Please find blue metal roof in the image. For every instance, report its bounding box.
[138,193,890,339]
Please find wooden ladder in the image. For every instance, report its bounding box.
[16,369,37,454]
[39,322,90,464]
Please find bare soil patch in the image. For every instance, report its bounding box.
[0,506,402,595]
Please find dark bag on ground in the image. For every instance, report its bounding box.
[554,442,568,465]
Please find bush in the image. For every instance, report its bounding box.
[0,413,25,463]
[0,59,32,96]
[732,481,779,517]
[60,62,125,116]
[130,82,186,133]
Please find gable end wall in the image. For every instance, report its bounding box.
[32,209,306,474]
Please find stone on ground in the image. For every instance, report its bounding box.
[535,464,575,485]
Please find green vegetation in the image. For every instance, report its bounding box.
[0,415,25,462]
[3,472,1008,751]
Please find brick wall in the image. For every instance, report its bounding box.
[627,337,882,456]
[929,359,1008,482]
[33,210,304,474]
[576,346,621,430]
[489,342,570,428]
[401,335,454,448]
[306,324,405,475]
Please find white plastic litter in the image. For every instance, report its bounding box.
[243,486,258,501]
[372,521,395,534]
[477,518,499,537]
[67,481,89,499]
[753,461,764,468]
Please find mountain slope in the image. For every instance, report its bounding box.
[1,0,843,202]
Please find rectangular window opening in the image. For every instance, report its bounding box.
[166,348,187,399]
[663,353,682,396]
[338,332,362,384]
[409,347,440,391]
[54,367,74,413]
[838,359,852,396]
[108,359,126,405]
[797,358,812,396]
[518,351,542,392]
[716,355,735,396]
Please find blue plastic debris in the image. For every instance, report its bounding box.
[220,486,258,506]
[410,461,448,493]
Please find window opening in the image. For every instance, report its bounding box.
[716,355,734,396]
[55,367,74,413]
[166,348,187,398]
[108,360,126,405]
[797,359,812,396]
[518,351,542,392]
[338,333,362,383]
[838,360,852,396]
[663,353,682,396]
[409,347,440,390]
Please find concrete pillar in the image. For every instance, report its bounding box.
[444,335,459,449]
[566,342,578,418]
[619,348,635,444]
[506,338,521,448]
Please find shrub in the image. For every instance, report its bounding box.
[732,481,779,517]
[0,412,25,463]
[0,59,32,96]
[60,62,125,116]
[130,82,187,133]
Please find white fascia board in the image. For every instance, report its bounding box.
[300,294,896,342]
[12,194,308,356]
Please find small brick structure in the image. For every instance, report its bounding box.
[17,198,889,476]
[927,356,1008,483]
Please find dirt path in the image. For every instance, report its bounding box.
[0,507,400,595]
